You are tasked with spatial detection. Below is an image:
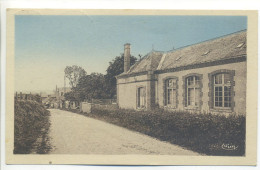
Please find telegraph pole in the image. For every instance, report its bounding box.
[64,75,66,93]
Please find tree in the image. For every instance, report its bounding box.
[64,91,83,108]
[64,91,78,102]
[76,72,109,101]
[105,54,137,98]
[64,65,87,88]
[63,55,137,103]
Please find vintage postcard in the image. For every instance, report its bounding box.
[5,9,258,165]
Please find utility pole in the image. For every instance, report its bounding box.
[64,75,66,93]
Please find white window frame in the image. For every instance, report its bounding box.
[213,73,232,109]
[166,78,177,108]
[186,76,200,108]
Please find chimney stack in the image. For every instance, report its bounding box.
[124,43,131,73]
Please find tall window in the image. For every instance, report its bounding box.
[137,87,146,108]
[166,78,177,107]
[186,76,200,107]
[214,73,232,108]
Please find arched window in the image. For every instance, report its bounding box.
[214,73,232,108]
[185,75,201,107]
[208,69,235,111]
[165,78,177,107]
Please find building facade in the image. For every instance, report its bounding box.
[116,30,247,115]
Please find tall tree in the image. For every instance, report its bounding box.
[105,54,137,98]
[67,72,109,102]
[64,65,86,88]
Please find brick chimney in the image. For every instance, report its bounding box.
[124,43,131,73]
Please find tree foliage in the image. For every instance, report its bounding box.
[105,54,137,98]
[77,73,109,101]
[64,91,78,102]
[64,73,109,102]
[64,54,137,102]
[64,65,86,88]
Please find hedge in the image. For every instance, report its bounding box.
[14,100,50,154]
[87,106,245,156]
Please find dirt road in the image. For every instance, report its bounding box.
[48,109,199,155]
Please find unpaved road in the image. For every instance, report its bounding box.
[48,109,199,155]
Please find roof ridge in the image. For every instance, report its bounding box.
[165,29,247,53]
[156,53,167,70]
[120,30,246,76]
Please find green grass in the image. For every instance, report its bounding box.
[14,100,51,154]
[84,105,245,156]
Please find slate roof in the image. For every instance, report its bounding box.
[127,51,164,74]
[118,30,246,78]
[159,30,246,70]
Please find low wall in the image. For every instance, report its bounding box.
[80,102,118,113]
[80,102,92,113]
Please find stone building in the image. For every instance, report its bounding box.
[116,30,247,115]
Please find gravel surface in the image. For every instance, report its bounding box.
[48,109,200,155]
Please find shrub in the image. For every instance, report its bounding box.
[88,106,245,156]
[14,100,50,154]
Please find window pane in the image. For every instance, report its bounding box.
[167,89,172,104]
[172,79,177,88]
[224,74,231,84]
[195,88,200,106]
[214,73,232,108]
[224,86,231,96]
[172,89,176,107]
[218,86,222,96]
[224,102,230,107]
[167,79,172,87]
[168,78,177,88]
[187,77,194,86]
[219,97,223,107]
[141,88,145,107]
[195,76,200,86]
[214,86,223,107]
[224,86,231,107]
[188,88,194,106]
[186,76,200,107]
[215,74,222,84]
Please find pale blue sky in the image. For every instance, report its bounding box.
[15,15,247,92]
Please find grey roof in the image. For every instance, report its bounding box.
[159,30,246,70]
[118,30,246,77]
[127,51,164,74]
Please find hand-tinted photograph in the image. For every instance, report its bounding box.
[6,9,257,165]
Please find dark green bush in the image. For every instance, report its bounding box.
[14,100,50,154]
[88,106,245,156]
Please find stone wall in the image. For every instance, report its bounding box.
[117,61,246,115]
[157,62,246,115]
